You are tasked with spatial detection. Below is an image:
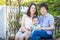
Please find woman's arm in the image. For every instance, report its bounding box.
[20,14,28,32]
[40,23,55,30]
[29,27,33,32]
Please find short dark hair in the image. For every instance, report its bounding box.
[32,16,38,19]
[27,3,38,17]
[40,3,48,10]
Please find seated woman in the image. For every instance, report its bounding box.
[31,3,55,40]
[15,3,38,40]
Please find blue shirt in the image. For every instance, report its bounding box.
[38,13,54,34]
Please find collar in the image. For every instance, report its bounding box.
[42,13,49,17]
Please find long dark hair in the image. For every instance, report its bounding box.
[27,3,38,17]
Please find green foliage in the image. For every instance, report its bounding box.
[0,0,6,5]
[22,0,60,17]
[46,0,60,17]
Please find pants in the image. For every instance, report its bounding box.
[31,30,52,40]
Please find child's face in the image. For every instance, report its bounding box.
[32,18,38,25]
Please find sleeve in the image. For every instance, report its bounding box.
[48,16,54,25]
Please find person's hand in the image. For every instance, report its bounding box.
[38,27,44,30]
[20,27,25,32]
[29,27,33,31]
[27,31,31,35]
[38,27,42,30]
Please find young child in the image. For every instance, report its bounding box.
[25,16,41,40]
[32,16,41,33]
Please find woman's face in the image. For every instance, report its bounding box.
[30,5,36,15]
[40,7,47,15]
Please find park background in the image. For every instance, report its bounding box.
[0,0,60,40]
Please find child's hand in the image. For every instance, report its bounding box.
[38,27,42,30]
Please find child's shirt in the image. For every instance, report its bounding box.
[32,24,41,33]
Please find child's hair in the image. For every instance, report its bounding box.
[32,16,38,20]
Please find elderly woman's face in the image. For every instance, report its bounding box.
[30,5,36,15]
[40,7,47,15]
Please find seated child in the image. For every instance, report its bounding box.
[25,16,41,40]
[32,16,41,33]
